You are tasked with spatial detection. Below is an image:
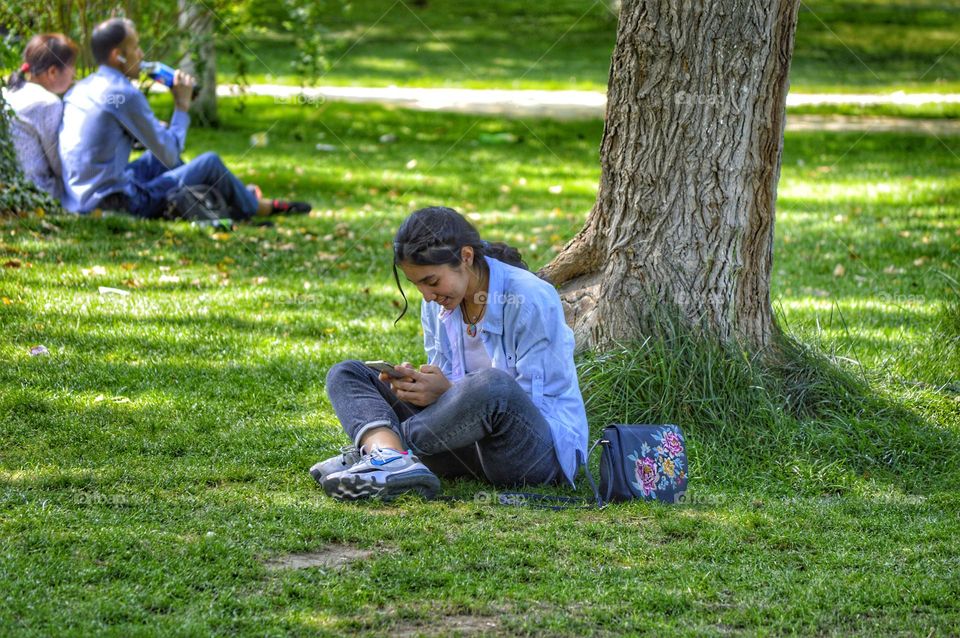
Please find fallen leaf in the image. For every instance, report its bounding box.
[81,265,107,277]
[3,259,21,268]
[833,264,846,278]
[253,276,269,285]
[29,345,49,356]
[159,275,181,284]
[405,159,418,169]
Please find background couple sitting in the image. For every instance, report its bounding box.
[4,18,310,220]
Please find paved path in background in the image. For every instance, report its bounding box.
[215,84,960,133]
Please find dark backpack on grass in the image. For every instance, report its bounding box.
[162,184,231,225]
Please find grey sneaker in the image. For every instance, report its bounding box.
[322,446,441,501]
[309,445,362,485]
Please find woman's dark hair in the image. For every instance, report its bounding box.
[6,34,79,91]
[91,18,134,66]
[391,206,527,322]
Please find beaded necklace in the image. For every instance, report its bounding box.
[460,269,487,337]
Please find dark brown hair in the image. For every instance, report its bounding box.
[392,206,527,322]
[6,33,79,91]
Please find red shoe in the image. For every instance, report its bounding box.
[270,199,311,215]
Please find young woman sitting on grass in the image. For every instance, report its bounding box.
[311,206,589,501]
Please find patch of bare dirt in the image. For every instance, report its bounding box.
[263,543,373,571]
[392,614,503,637]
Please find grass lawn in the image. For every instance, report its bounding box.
[215,0,960,94]
[2,96,959,634]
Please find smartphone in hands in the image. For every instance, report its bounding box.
[365,360,412,379]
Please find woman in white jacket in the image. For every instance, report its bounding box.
[2,33,78,200]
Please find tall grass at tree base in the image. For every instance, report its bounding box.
[577,321,960,499]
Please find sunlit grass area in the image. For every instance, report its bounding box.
[2,97,959,634]
[214,0,960,94]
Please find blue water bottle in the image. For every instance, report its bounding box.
[141,61,200,98]
[141,61,176,87]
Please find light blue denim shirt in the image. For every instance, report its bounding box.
[59,65,189,213]
[421,256,589,485]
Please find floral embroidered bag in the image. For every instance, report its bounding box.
[595,424,688,504]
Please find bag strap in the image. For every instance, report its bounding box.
[459,438,606,511]
[582,438,604,507]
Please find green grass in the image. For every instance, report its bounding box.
[2,97,960,634]
[212,0,960,94]
[787,102,960,119]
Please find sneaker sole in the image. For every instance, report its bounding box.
[309,463,349,485]
[309,455,361,485]
[322,469,441,502]
[308,466,326,484]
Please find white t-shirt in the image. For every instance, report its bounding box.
[463,322,493,373]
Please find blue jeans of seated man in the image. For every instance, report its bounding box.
[325,360,563,487]
[124,151,258,219]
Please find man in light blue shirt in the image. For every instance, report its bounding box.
[60,18,310,218]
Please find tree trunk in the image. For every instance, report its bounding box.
[541,0,800,352]
[178,0,218,127]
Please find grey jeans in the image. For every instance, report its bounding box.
[325,360,562,486]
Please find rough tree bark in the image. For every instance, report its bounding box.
[178,0,218,126]
[540,0,800,352]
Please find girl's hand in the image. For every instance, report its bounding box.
[378,362,416,384]
[389,364,451,407]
